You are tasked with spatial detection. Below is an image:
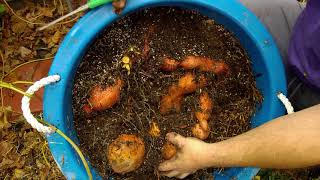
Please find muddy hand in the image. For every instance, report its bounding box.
[158,132,212,179]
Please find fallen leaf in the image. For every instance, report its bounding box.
[13,169,25,179]
[0,141,14,157]
[3,60,52,114]
[51,31,61,44]
[0,107,12,129]
[11,21,27,34]
[0,158,15,169]
[19,46,32,58]
[40,7,54,18]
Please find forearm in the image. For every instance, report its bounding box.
[207,104,320,169]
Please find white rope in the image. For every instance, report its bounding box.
[277,92,294,114]
[21,75,61,134]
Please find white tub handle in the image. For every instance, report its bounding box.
[277,92,294,114]
[21,75,60,134]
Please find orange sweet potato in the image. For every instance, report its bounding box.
[161,57,180,71]
[191,120,210,140]
[192,92,213,140]
[195,111,210,122]
[199,92,213,113]
[179,55,204,70]
[161,142,177,160]
[178,73,206,94]
[160,74,207,114]
[177,73,198,94]
[85,79,123,113]
[159,90,183,114]
[107,134,145,174]
[180,55,229,75]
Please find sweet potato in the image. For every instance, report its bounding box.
[159,91,183,114]
[195,111,210,122]
[178,73,206,94]
[199,92,213,113]
[180,55,229,75]
[211,61,229,75]
[179,55,205,70]
[161,57,180,71]
[191,121,210,140]
[192,92,213,140]
[107,134,145,174]
[161,142,177,160]
[85,79,123,113]
[177,73,198,94]
[160,74,207,114]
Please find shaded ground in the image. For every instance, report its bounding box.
[0,0,82,179]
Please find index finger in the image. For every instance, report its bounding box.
[166,132,185,148]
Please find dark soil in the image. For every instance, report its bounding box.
[72,7,262,179]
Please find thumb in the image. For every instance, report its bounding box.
[166,132,185,148]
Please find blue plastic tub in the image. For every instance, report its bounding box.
[44,0,287,179]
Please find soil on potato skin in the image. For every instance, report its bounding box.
[72,7,262,179]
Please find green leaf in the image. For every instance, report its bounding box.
[0,4,6,14]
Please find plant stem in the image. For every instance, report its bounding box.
[0,81,32,97]
[4,57,53,78]
[54,127,93,180]
[37,118,93,180]
[11,81,34,85]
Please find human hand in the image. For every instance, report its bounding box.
[158,132,212,179]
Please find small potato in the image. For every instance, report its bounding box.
[179,55,203,70]
[178,73,197,94]
[180,55,229,75]
[195,111,210,122]
[212,61,229,75]
[161,142,177,160]
[87,79,123,112]
[160,74,207,114]
[107,134,145,174]
[159,93,182,114]
[192,92,213,140]
[178,73,198,94]
[191,121,210,140]
[199,92,213,113]
[178,73,207,94]
[161,57,180,71]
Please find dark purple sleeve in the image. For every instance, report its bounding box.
[288,0,320,91]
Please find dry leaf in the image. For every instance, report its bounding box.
[0,158,15,169]
[51,31,62,44]
[0,107,12,130]
[40,7,54,18]
[19,46,32,58]
[13,169,25,179]
[11,21,27,34]
[0,141,14,157]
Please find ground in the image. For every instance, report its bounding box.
[0,0,318,180]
